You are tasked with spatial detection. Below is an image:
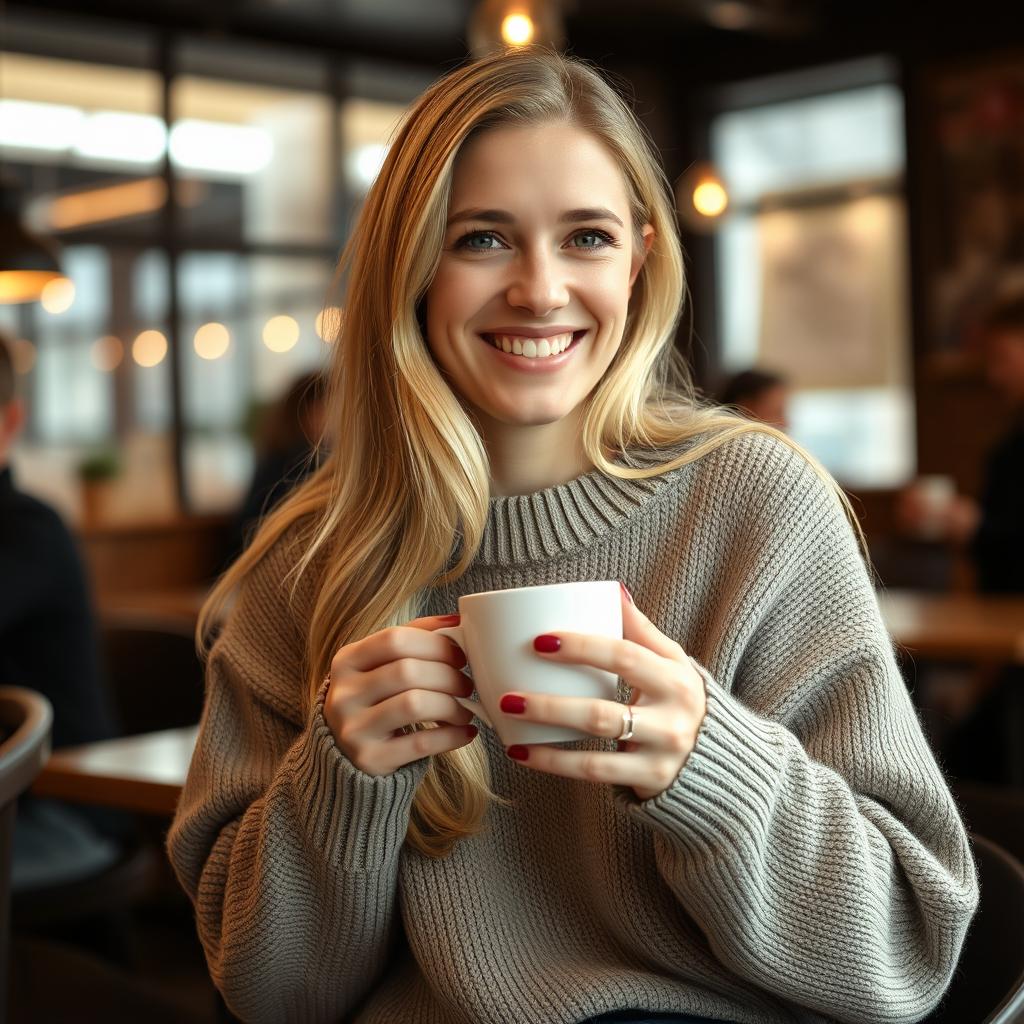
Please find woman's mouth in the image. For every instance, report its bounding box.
[479,330,586,360]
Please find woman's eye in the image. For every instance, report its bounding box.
[570,229,615,250]
[456,231,504,250]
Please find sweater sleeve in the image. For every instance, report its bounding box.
[166,544,426,1024]
[626,442,979,1024]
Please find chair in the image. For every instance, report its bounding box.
[954,783,1024,866]
[0,687,53,1023]
[924,833,1024,1023]
[11,612,204,966]
[99,611,206,734]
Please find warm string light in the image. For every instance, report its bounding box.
[194,321,230,360]
[263,314,300,353]
[91,335,124,371]
[315,306,343,343]
[132,329,167,367]
[40,277,75,314]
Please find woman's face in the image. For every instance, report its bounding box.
[425,120,653,430]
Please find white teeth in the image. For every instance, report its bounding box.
[487,331,576,359]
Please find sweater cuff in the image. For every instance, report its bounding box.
[288,682,428,873]
[624,663,787,855]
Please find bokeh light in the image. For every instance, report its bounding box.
[501,13,535,46]
[91,335,125,372]
[315,306,343,343]
[132,329,168,368]
[40,277,76,314]
[194,322,231,360]
[262,315,300,353]
[693,179,729,218]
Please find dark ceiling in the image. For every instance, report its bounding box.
[4,0,1023,80]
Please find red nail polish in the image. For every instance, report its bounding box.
[448,644,468,669]
[533,634,561,653]
[438,613,461,623]
[506,745,529,761]
[619,581,634,605]
[500,694,526,714]
[465,725,478,740]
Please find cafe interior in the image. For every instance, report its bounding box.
[1,0,1024,1020]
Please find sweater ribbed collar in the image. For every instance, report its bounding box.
[474,448,682,567]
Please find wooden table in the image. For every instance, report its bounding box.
[878,588,1024,664]
[32,725,197,816]
[98,587,211,624]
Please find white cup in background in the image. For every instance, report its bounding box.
[911,474,956,540]
[437,580,623,746]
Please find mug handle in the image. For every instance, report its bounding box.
[435,624,493,728]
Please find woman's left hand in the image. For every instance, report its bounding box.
[499,584,707,800]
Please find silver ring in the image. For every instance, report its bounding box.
[617,705,635,742]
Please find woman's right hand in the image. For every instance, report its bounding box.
[324,614,478,775]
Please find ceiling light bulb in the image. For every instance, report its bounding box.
[501,13,535,46]
[693,180,729,218]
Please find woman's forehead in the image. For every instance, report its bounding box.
[449,122,632,216]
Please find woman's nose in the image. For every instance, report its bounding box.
[505,252,569,315]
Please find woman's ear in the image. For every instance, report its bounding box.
[628,224,655,294]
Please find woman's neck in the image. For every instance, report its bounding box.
[479,409,593,497]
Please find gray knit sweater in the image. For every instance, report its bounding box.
[168,431,978,1024]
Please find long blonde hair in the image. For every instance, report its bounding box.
[200,47,860,858]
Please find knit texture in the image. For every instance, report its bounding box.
[168,432,978,1024]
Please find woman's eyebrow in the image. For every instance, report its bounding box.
[446,206,625,228]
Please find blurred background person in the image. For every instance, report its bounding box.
[716,367,790,431]
[896,292,1024,594]
[0,330,122,891]
[222,370,328,568]
[895,294,1024,783]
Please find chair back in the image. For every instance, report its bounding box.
[100,612,206,734]
[925,833,1024,1023]
[0,687,53,1024]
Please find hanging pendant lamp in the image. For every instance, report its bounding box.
[0,176,62,303]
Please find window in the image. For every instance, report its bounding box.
[711,73,914,488]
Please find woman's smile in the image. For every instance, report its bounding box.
[479,328,587,369]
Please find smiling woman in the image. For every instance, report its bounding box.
[168,46,977,1024]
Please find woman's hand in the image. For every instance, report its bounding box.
[497,585,706,800]
[324,614,478,776]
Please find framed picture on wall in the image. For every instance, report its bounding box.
[921,51,1024,362]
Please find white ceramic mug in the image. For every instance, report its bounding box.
[436,580,623,746]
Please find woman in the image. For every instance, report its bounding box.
[168,48,977,1024]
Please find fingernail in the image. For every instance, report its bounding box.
[619,581,634,605]
[500,694,526,714]
[448,643,468,669]
[533,634,561,653]
[438,613,461,623]
[506,745,529,761]
[465,725,478,740]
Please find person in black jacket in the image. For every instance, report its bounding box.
[970,295,1024,592]
[0,331,121,890]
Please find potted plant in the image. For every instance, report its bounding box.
[77,448,121,525]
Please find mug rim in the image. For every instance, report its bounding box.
[457,579,619,603]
